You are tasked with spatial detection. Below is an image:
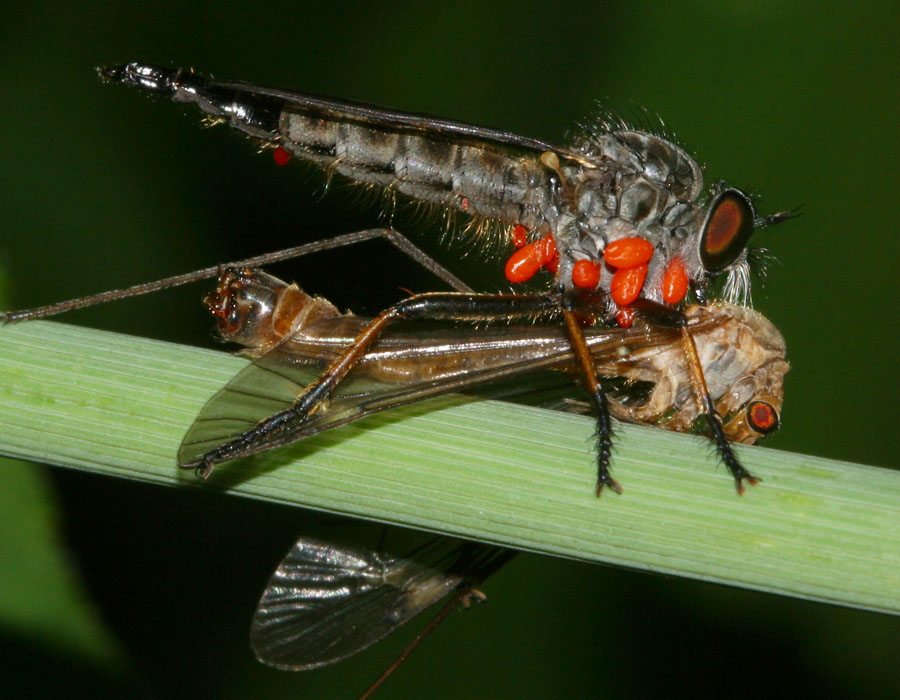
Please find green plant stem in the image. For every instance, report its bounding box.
[1,320,898,614]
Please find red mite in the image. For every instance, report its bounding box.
[272,146,291,166]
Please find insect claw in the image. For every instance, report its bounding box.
[459,588,487,609]
[733,471,760,496]
[595,475,623,497]
[195,460,215,479]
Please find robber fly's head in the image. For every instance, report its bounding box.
[204,267,340,356]
[693,183,798,304]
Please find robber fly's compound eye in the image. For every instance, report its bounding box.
[746,400,780,435]
[699,189,756,272]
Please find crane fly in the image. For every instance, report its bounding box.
[4,62,796,493]
[1,254,789,697]
[212,264,786,696]
[182,265,787,472]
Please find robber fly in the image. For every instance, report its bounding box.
[220,264,787,697]
[4,62,796,492]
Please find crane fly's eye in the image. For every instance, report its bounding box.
[746,400,779,435]
[699,189,756,272]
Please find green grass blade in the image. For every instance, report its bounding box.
[1,320,898,615]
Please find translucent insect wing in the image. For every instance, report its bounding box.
[177,348,319,466]
[176,321,675,468]
[250,537,463,669]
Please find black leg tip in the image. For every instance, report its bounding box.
[595,476,623,497]
[734,472,760,496]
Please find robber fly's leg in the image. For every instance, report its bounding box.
[1,228,471,323]
[631,299,759,494]
[187,292,559,476]
[678,324,759,494]
[561,310,622,496]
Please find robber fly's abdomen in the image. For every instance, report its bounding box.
[279,110,552,226]
[100,64,555,229]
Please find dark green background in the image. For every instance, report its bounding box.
[1,1,897,698]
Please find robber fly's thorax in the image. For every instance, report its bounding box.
[541,131,707,317]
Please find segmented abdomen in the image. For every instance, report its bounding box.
[279,110,554,227]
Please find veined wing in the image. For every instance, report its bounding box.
[176,318,695,467]
[102,63,595,228]
[217,78,584,159]
[251,536,510,669]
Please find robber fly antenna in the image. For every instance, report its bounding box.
[756,203,803,228]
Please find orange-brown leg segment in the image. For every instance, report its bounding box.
[190,291,559,476]
[563,310,623,496]
[679,325,759,494]
[629,298,760,494]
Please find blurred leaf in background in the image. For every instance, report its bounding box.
[0,271,130,694]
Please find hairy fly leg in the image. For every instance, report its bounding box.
[561,309,621,496]
[632,300,759,494]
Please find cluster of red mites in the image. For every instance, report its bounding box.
[504,229,690,327]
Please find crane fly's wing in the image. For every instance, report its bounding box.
[176,319,702,467]
[250,536,508,669]
[176,346,317,465]
[177,335,574,466]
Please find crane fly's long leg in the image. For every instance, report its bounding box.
[188,292,560,476]
[356,546,514,700]
[1,228,473,323]
[679,325,759,494]
[562,310,622,496]
[356,584,475,700]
